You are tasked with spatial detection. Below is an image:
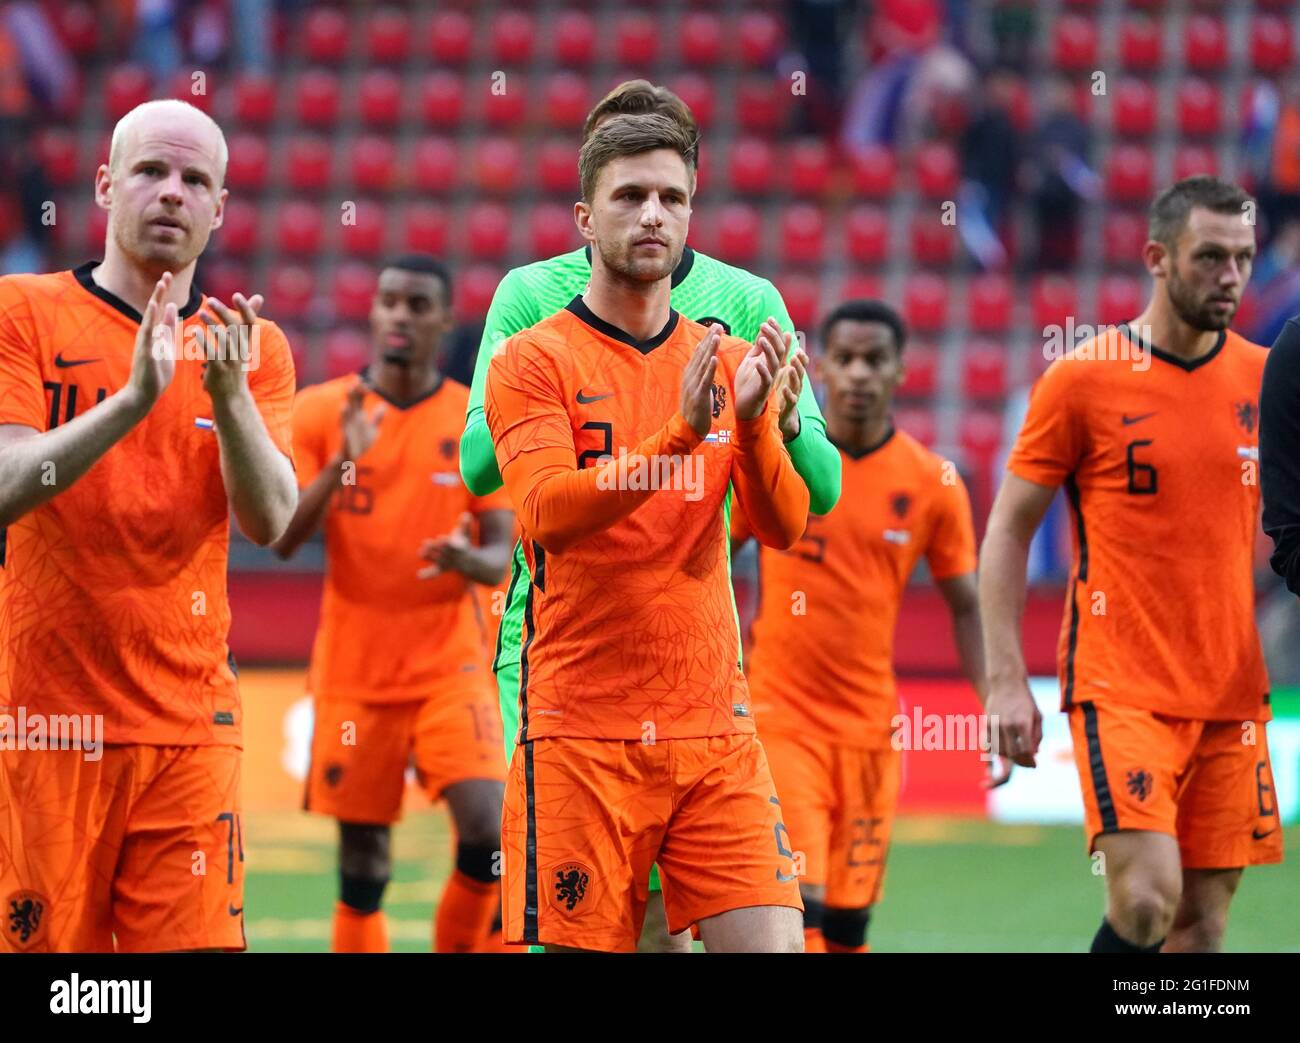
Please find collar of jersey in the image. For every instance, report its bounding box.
[1118,323,1226,372]
[565,295,680,354]
[583,244,696,288]
[357,366,444,410]
[74,261,205,322]
[830,423,896,460]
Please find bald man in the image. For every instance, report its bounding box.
[0,99,297,952]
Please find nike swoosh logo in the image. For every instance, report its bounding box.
[1122,412,1157,425]
[54,353,100,368]
[228,903,243,916]
[1252,828,1276,840]
[576,390,613,404]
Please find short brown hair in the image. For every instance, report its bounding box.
[578,113,698,202]
[1149,176,1255,247]
[582,80,699,153]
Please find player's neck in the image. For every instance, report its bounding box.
[582,265,672,342]
[93,244,197,315]
[367,359,440,405]
[1129,299,1222,362]
[826,410,892,455]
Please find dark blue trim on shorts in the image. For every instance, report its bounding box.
[523,740,539,945]
[1082,702,1118,833]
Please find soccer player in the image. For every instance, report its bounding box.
[272,255,515,953]
[735,300,987,954]
[461,79,841,951]
[980,176,1284,954]
[0,99,297,951]
[485,114,808,953]
[1261,317,1300,594]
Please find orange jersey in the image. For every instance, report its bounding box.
[0,264,295,746]
[485,298,809,742]
[293,373,511,703]
[745,428,977,746]
[1007,326,1270,722]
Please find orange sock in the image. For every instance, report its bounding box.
[803,926,827,953]
[434,871,499,952]
[826,939,869,953]
[332,902,389,953]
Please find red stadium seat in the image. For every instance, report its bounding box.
[466,203,512,261]
[483,81,527,128]
[490,11,535,65]
[427,11,473,65]
[680,13,723,66]
[334,264,378,322]
[554,11,596,66]
[894,407,936,447]
[1112,79,1157,138]
[285,135,332,191]
[1251,15,1293,73]
[1176,79,1221,136]
[1119,16,1162,70]
[351,136,396,192]
[295,70,341,128]
[616,14,658,66]
[538,137,577,195]
[780,204,825,266]
[403,203,449,254]
[304,7,349,63]
[909,213,956,267]
[788,139,832,197]
[530,205,580,257]
[1183,16,1227,73]
[913,142,959,199]
[728,137,775,195]
[420,72,465,129]
[846,206,889,265]
[897,343,937,399]
[225,133,269,191]
[457,265,504,319]
[412,137,459,193]
[1031,274,1078,331]
[57,2,98,58]
[1052,16,1098,72]
[366,7,410,63]
[1102,211,1149,265]
[167,69,213,114]
[962,343,1008,401]
[324,329,370,380]
[203,261,249,307]
[1096,275,1143,327]
[959,411,1002,461]
[775,274,820,332]
[967,274,1013,334]
[738,12,783,68]
[716,204,762,264]
[232,73,276,126]
[474,138,522,196]
[670,74,715,128]
[105,64,150,121]
[216,200,258,257]
[851,145,897,198]
[357,71,402,127]
[544,73,590,130]
[736,77,787,133]
[340,200,386,257]
[903,274,949,333]
[38,130,79,187]
[1173,144,1218,180]
[267,265,314,321]
[277,202,323,256]
[1105,145,1154,204]
[840,275,884,304]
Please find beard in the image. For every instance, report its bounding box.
[115,211,204,275]
[595,231,683,285]
[1167,268,1236,331]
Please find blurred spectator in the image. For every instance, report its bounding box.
[0,118,53,275]
[232,0,272,72]
[2,2,76,114]
[842,41,975,150]
[958,69,1023,269]
[1266,79,1300,231]
[989,0,1035,70]
[867,0,943,62]
[132,0,184,83]
[785,0,855,137]
[1027,77,1099,271]
[1247,220,1300,348]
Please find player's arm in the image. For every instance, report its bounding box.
[0,274,177,526]
[759,282,841,514]
[461,268,543,496]
[728,318,811,549]
[486,332,708,555]
[1261,318,1300,595]
[418,508,514,584]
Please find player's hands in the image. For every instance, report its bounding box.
[680,323,721,437]
[777,345,807,441]
[983,754,1014,789]
[340,381,386,461]
[199,293,262,402]
[418,511,474,579]
[735,318,785,421]
[125,271,178,413]
[985,677,1042,768]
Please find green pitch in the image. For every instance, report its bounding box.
[242,811,1298,953]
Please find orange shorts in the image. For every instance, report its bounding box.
[0,744,244,953]
[1068,701,1285,870]
[501,734,803,952]
[305,684,506,825]
[762,729,900,909]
